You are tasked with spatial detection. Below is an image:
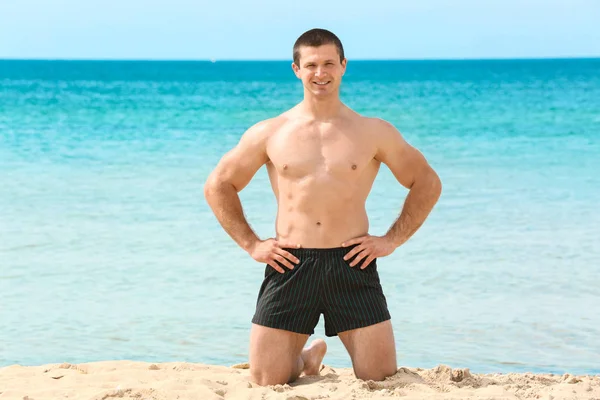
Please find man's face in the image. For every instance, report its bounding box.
[292,44,347,97]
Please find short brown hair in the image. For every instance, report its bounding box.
[293,28,345,66]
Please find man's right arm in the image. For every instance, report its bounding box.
[203,120,271,253]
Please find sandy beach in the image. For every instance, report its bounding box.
[1,360,598,400]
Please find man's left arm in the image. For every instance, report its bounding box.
[376,119,442,247]
[342,119,442,268]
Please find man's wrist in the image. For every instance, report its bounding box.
[384,233,405,248]
[242,236,261,254]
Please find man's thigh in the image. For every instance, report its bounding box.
[249,323,310,385]
[338,320,397,381]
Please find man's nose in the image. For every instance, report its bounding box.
[315,66,326,76]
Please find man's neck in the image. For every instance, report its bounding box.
[300,95,344,121]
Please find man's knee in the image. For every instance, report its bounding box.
[354,364,397,382]
[250,364,295,386]
[249,324,308,386]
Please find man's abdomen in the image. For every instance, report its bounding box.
[275,206,369,248]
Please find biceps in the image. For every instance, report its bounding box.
[208,146,267,192]
[384,144,429,189]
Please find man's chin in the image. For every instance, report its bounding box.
[307,87,336,97]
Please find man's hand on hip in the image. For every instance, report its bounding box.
[249,238,301,274]
[341,235,396,269]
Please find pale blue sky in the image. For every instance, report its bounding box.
[1,0,599,60]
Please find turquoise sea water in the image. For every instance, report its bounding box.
[1,59,599,375]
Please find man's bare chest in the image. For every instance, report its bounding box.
[266,127,377,180]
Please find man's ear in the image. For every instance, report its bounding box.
[291,62,301,78]
[341,58,347,75]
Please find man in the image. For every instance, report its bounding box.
[204,28,442,386]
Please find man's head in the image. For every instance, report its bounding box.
[293,28,345,66]
[292,29,347,97]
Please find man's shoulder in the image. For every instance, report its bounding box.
[244,115,289,140]
[362,116,395,130]
[350,114,398,137]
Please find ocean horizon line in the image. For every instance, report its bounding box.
[1,56,600,63]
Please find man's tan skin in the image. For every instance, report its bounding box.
[204,43,442,386]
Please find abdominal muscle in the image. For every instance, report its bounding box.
[273,177,371,249]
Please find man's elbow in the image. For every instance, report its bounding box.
[203,174,222,200]
[429,168,442,200]
[204,174,236,200]
[414,167,441,200]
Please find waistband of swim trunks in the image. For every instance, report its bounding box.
[280,244,358,255]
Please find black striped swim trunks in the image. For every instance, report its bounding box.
[251,245,391,337]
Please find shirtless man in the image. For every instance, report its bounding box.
[204,29,442,386]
